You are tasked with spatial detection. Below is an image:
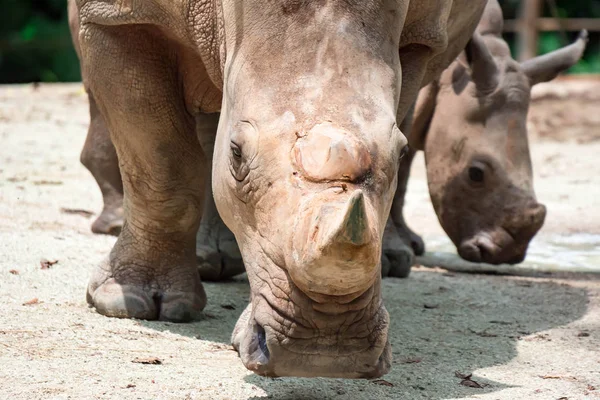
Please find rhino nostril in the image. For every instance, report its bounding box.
[257,324,269,359]
[245,321,271,371]
[477,243,492,260]
[458,241,482,262]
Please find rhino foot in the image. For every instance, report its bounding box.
[87,258,206,322]
[405,225,425,256]
[196,221,245,281]
[391,217,425,256]
[381,218,414,278]
[91,205,124,236]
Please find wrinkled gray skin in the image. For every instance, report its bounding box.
[69,0,486,378]
[389,0,588,268]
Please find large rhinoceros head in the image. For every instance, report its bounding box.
[212,0,484,378]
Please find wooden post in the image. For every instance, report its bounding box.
[518,0,542,61]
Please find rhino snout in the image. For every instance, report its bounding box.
[289,189,380,298]
[458,201,546,265]
[232,298,391,379]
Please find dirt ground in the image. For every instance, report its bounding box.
[0,83,599,400]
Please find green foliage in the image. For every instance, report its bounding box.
[539,32,595,74]
[534,1,600,74]
[0,0,80,83]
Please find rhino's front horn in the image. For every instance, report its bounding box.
[289,190,380,299]
[322,190,370,248]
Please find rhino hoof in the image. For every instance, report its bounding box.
[87,279,206,322]
[382,218,415,278]
[196,243,245,281]
[410,231,425,256]
[381,245,414,278]
[91,206,124,236]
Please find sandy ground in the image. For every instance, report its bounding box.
[0,83,599,400]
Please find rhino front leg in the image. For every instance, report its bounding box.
[82,25,206,321]
[382,148,420,278]
[382,110,425,278]
[389,147,425,256]
[80,91,124,236]
[195,114,245,281]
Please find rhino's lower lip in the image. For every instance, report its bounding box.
[458,233,503,263]
[458,228,532,264]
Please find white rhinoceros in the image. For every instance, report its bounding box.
[68,0,487,378]
[386,0,587,276]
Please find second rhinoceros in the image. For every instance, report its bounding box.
[385,0,588,275]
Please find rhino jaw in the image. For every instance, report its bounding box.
[289,189,380,299]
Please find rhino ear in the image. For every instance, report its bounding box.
[521,30,588,86]
[465,32,500,95]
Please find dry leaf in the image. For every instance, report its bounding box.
[577,332,590,337]
[371,379,394,387]
[539,375,577,382]
[33,180,63,185]
[455,371,485,388]
[132,357,162,365]
[460,379,484,388]
[402,357,422,364]
[40,258,58,269]
[9,269,19,275]
[469,329,498,338]
[23,298,39,306]
[60,208,94,218]
[455,371,471,380]
[524,334,551,342]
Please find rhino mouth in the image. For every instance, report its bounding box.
[231,285,391,378]
[458,228,528,264]
[240,319,272,376]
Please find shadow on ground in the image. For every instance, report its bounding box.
[140,269,588,400]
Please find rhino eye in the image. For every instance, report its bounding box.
[231,142,242,159]
[468,166,484,183]
[400,144,410,159]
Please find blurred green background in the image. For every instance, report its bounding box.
[0,0,599,83]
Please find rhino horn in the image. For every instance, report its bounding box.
[322,190,371,248]
[521,30,588,86]
[465,32,499,95]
